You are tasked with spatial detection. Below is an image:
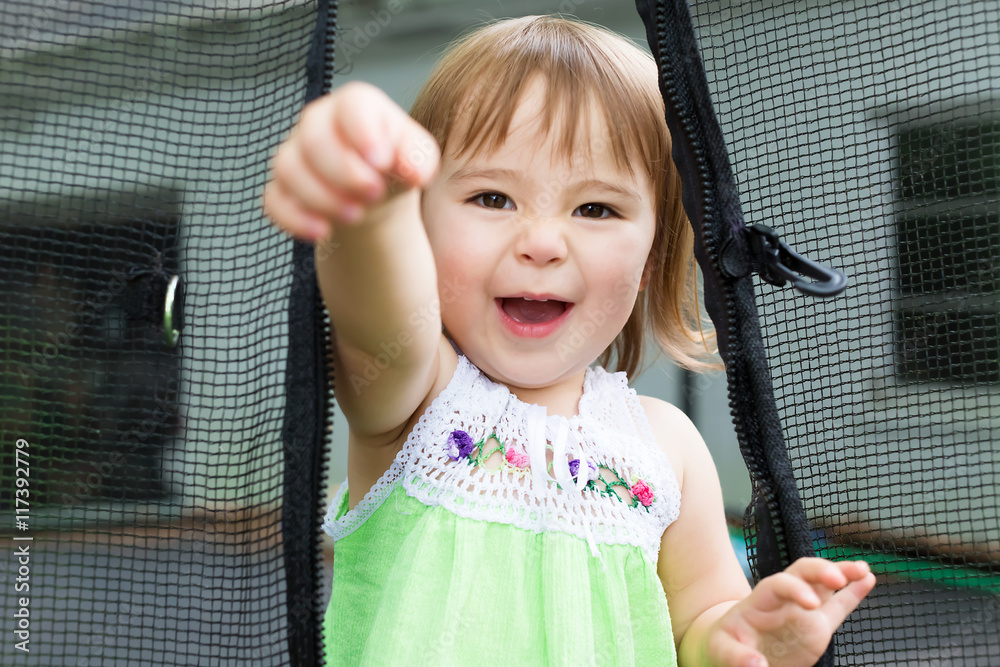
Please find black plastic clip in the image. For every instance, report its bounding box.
[122,254,185,346]
[745,225,848,298]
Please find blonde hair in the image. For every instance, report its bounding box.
[409,15,719,379]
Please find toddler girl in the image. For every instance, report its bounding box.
[263,15,875,667]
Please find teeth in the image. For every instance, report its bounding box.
[523,297,547,301]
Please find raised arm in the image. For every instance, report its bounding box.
[262,82,443,440]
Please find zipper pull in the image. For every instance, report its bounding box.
[721,224,848,298]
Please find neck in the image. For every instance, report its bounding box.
[487,368,588,420]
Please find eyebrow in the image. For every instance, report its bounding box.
[449,167,641,202]
[571,179,641,202]
[448,166,522,184]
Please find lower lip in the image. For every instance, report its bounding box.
[495,299,574,339]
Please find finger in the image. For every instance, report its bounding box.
[387,121,440,188]
[818,560,872,595]
[262,179,335,242]
[807,561,867,604]
[841,560,873,581]
[330,82,398,169]
[298,93,387,203]
[787,557,855,591]
[708,629,769,667]
[271,140,367,222]
[821,571,877,628]
[330,82,440,189]
[786,557,843,579]
[790,559,861,609]
[754,572,823,612]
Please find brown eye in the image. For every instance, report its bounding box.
[576,203,613,218]
[478,193,511,209]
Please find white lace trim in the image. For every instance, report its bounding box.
[323,355,681,563]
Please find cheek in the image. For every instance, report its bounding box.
[580,261,645,333]
[430,230,487,314]
[428,210,494,270]
[429,228,482,285]
[587,245,647,293]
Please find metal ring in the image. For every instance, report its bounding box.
[164,274,180,347]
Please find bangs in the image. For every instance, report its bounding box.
[410,16,669,185]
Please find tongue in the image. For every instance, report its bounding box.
[502,298,567,324]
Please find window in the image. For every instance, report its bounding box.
[894,119,1000,384]
[0,194,181,507]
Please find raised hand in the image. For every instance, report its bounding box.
[262,81,440,241]
[706,557,876,667]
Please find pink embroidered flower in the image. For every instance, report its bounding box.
[630,479,654,507]
[445,430,476,461]
[569,458,599,482]
[505,447,530,468]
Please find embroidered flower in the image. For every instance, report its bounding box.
[445,430,476,461]
[630,479,654,507]
[505,446,530,469]
[568,458,599,482]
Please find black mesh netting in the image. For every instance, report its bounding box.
[681,0,1000,663]
[5,0,999,664]
[1,1,334,664]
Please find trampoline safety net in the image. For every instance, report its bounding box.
[1,0,333,664]
[682,0,1000,664]
[2,0,999,665]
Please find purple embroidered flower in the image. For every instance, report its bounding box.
[568,458,598,482]
[630,479,654,507]
[445,430,476,461]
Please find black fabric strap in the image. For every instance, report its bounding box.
[283,1,337,664]
[634,1,831,664]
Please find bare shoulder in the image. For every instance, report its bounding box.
[636,394,704,490]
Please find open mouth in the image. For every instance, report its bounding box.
[498,297,570,324]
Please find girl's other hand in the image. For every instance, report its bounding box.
[707,558,875,667]
[261,81,441,241]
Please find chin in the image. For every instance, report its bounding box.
[477,352,588,389]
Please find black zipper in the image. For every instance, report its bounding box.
[640,0,790,566]
[286,1,338,665]
[641,0,848,585]
[313,4,339,666]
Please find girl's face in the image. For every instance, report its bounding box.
[421,78,657,396]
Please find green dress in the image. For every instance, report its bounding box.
[322,355,682,666]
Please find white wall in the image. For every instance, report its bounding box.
[690,0,1000,544]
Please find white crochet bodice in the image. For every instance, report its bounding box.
[322,354,682,563]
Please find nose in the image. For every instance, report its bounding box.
[513,216,568,266]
